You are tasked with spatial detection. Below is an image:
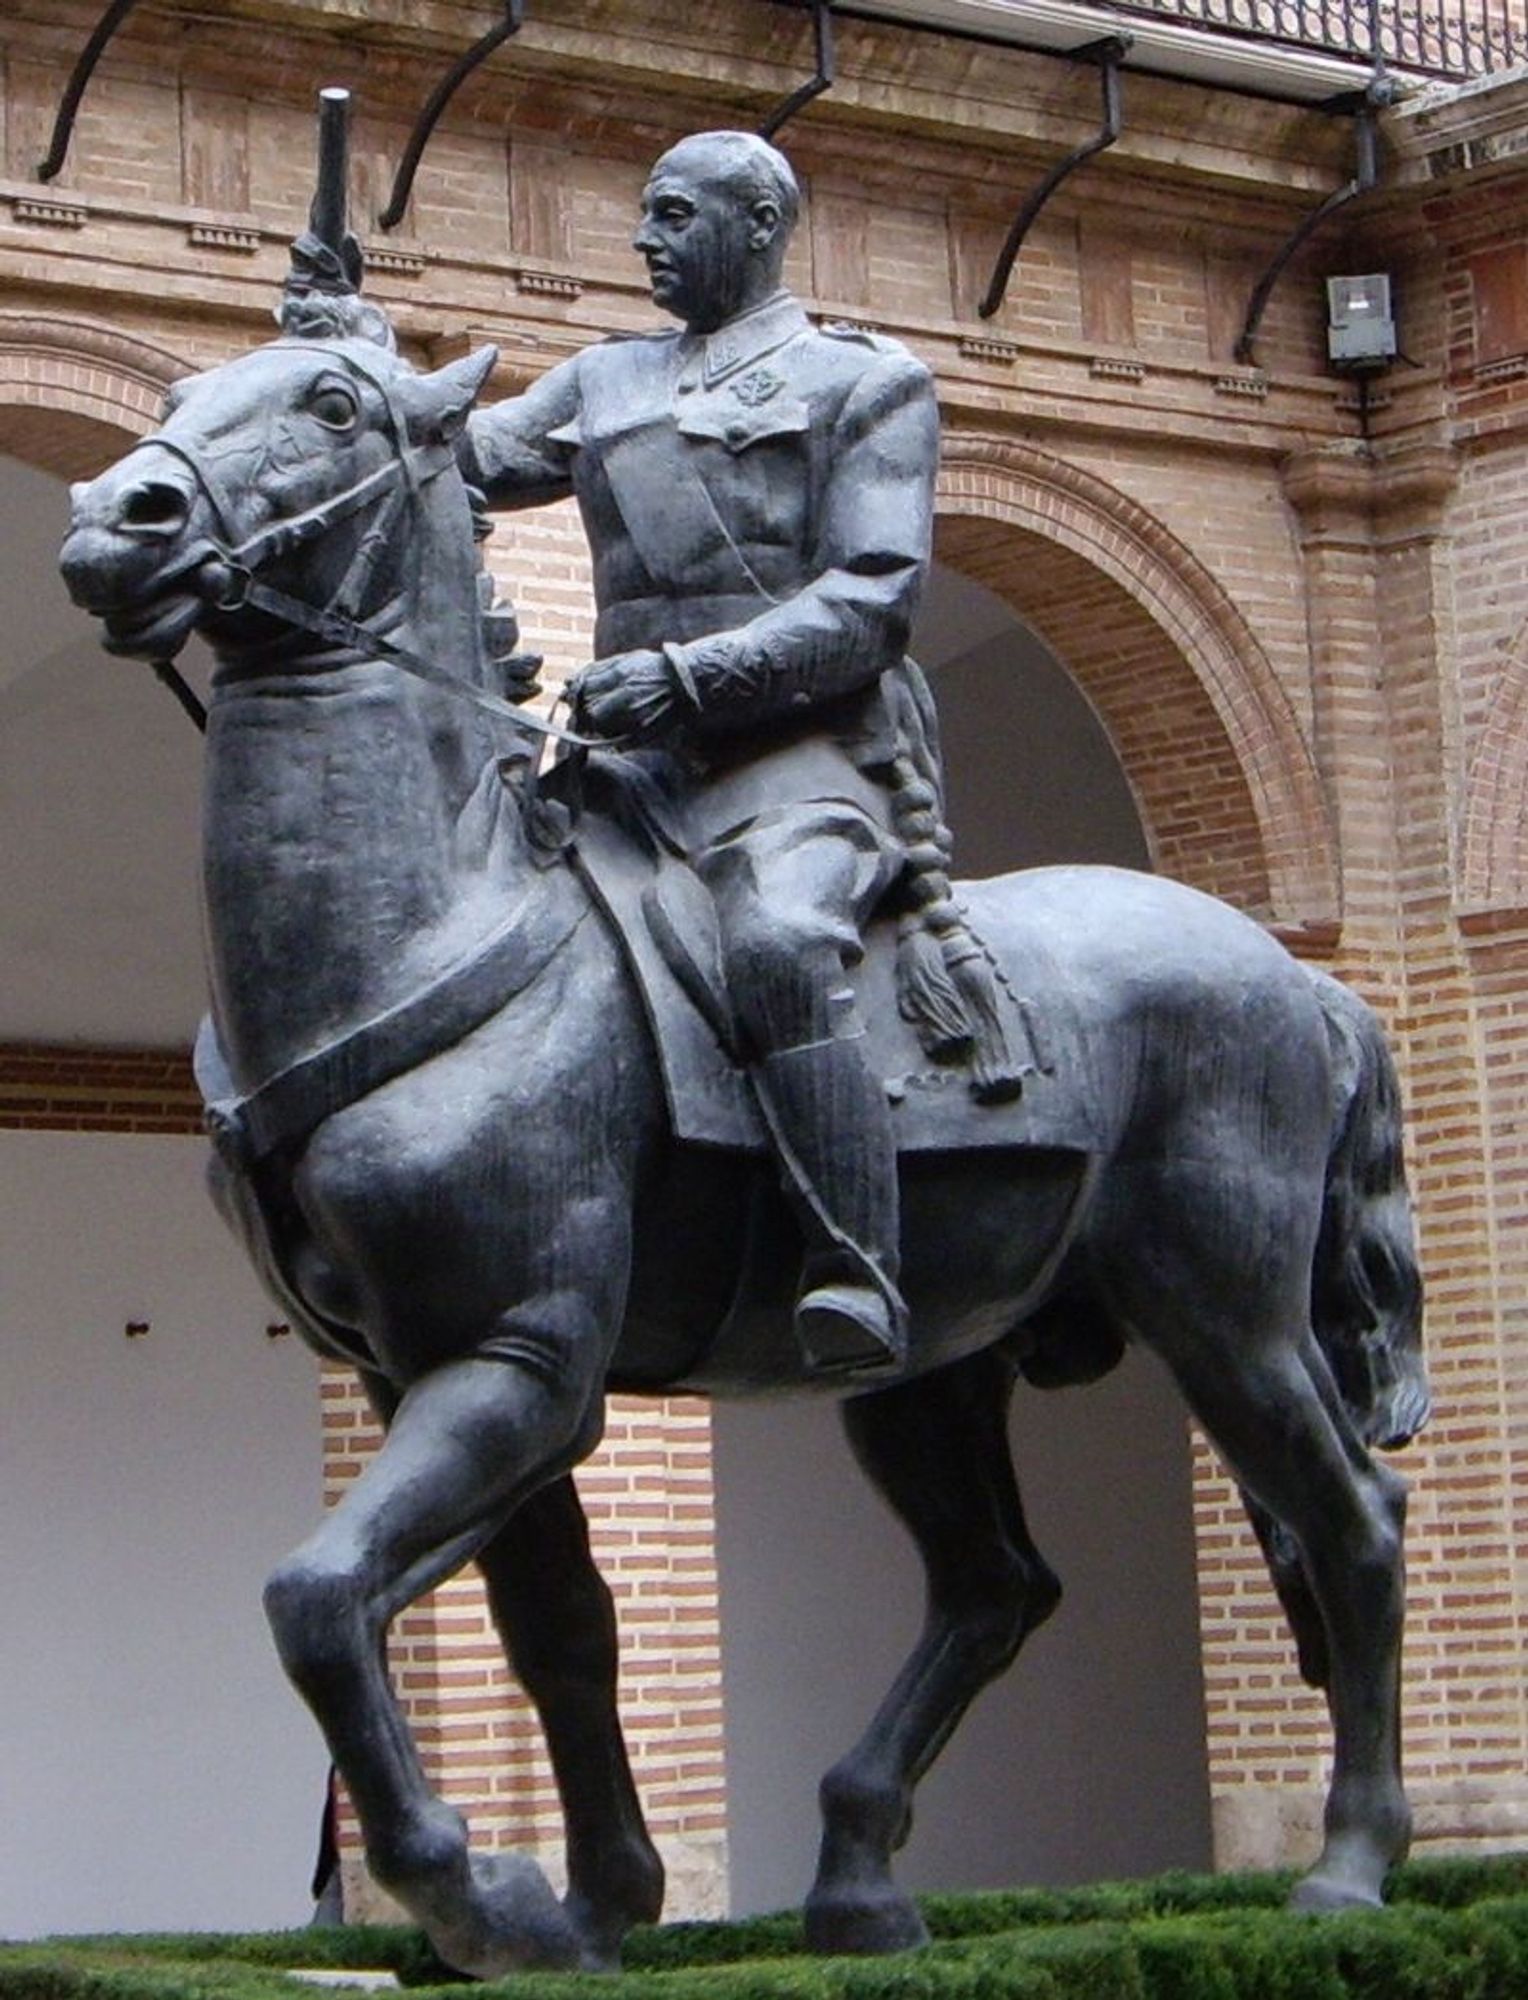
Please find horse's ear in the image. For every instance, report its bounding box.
[400,346,499,443]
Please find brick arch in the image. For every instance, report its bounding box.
[1461,631,1528,913]
[0,313,188,477]
[936,435,1338,927]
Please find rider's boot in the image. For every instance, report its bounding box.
[754,1035,908,1379]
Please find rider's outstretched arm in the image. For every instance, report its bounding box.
[464,353,582,509]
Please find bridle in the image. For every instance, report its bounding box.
[133,338,602,751]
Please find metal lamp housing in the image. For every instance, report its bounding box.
[1327,272,1397,371]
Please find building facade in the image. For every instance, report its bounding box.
[4,0,1528,1930]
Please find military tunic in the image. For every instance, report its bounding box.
[467,289,940,1036]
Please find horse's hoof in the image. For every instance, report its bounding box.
[1288,1870,1385,1914]
[563,1891,648,1973]
[1289,1824,1399,1915]
[804,1887,930,1957]
[430,1852,584,1977]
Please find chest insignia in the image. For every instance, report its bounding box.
[732,366,786,408]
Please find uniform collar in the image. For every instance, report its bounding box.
[684,292,810,388]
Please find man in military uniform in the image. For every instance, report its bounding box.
[465,129,940,1376]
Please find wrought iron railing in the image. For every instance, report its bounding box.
[1097,0,1526,79]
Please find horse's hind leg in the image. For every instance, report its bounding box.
[806,1347,1061,1956]
[474,1475,665,1968]
[1152,1323,1409,1909]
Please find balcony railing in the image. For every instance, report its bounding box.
[1096,0,1526,79]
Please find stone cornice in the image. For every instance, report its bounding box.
[1387,70,1528,191]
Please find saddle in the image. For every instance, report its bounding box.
[563,759,1101,1158]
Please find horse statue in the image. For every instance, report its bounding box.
[58,224,1428,1976]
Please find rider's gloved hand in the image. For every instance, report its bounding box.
[568,650,687,741]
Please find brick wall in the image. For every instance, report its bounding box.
[10,0,1528,1902]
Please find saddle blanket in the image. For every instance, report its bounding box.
[570,806,1102,1157]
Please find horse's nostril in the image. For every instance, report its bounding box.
[121,480,189,533]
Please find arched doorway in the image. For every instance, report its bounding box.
[0,384,327,1935]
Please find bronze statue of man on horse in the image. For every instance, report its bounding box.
[58,92,1429,1982]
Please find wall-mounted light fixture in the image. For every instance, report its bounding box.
[1327,273,1397,373]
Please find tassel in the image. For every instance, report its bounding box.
[941,932,1028,1105]
[885,751,1029,1096]
[896,916,973,1063]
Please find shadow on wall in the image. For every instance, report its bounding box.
[712,563,1210,1916]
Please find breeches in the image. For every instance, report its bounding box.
[696,799,901,1054]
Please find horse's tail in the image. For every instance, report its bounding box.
[1305,966,1430,1452]
[1243,965,1429,1693]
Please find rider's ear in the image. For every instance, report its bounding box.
[399,345,499,444]
[747,198,782,253]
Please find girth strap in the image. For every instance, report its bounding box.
[200,890,587,1170]
[230,573,605,751]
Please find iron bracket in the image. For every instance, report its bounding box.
[760,0,836,141]
[379,0,526,231]
[36,0,146,183]
[1233,85,1389,367]
[978,34,1129,323]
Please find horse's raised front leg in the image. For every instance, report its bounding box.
[806,1347,1061,1956]
[476,1475,665,1969]
[263,1332,609,1977]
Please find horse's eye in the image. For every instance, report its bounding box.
[310,385,359,431]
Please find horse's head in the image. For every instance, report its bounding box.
[60,335,497,664]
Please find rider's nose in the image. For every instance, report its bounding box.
[118,479,190,536]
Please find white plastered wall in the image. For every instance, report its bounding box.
[0,1131,328,1937]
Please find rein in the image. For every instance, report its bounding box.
[211,569,603,752]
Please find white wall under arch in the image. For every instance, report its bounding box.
[0,1131,328,1937]
[1,450,325,1936]
[711,562,1213,1916]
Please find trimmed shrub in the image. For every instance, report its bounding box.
[8,1858,1528,2000]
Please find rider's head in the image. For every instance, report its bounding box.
[633,131,799,334]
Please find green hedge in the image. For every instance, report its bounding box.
[6,1857,1528,2000]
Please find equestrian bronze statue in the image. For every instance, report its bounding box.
[59,98,1428,1980]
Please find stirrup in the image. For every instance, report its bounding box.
[795,1280,905,1379]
